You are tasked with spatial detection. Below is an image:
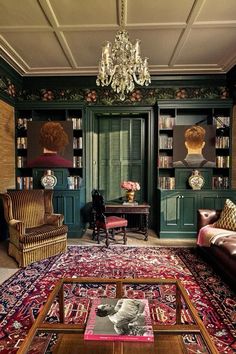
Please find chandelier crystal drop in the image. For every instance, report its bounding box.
[96,0,151,101]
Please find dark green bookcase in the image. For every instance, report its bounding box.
[157,99,236,238]
[14,103,85,237]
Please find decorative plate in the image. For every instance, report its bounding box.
[41,170,57,189]
[188,170,204,190]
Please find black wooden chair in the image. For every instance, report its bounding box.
[91,190,128,247]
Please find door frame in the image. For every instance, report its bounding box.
[85,106,156,228]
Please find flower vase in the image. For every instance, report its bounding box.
[126,190,135,203]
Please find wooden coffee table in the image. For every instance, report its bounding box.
[17,278,219,354]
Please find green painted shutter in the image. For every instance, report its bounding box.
[98,116,145,202]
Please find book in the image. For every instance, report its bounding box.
[84,298,154,342]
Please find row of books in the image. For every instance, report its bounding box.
[158,177,175,189]
[216,156,230,168]
[158,156,173,168]
[17,155,83,168]
[73,137,83,149]
[159,136,173,149]
[159,116,175,129]
[67,117,82,129]
[159,115,230,129]
[17,156,27,168]
[73,156,83,168]
[67,176,83,189]
[17,137,83,149]
[158,156,230,168]
[17,117,83,130]
[215,136,230,149]
[214,116,230,127]
[16,137,27,149]
[212,176,229,189]
[17,158,83,168]
[159,135,230,149]
[16,117,32,130]
[16,177,33,190]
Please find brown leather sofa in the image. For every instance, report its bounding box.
[197,209,236,288]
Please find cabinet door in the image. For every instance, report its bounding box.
[160,191,181,231]
[180,192,197,230]
[159,191,197,238]
[199,191,236,210]
[53,190,85,237]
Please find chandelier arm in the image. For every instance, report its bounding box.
[133,72,144,86]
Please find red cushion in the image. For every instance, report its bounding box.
[97,216,127,229]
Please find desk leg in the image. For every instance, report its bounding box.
[144,213,149,241]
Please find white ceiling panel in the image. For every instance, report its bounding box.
[49,0,118,26]
[127,29,183,65]
[0,0,49,26]
[177,28,236,65]
[196,0,236,22]
[2,32,70,68]
[0,0,235,76]
[64,30,118,66]
[127,0,195,24]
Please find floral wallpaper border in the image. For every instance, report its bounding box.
[0,75,230,105]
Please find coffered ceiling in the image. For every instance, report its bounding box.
[0,0,236,77]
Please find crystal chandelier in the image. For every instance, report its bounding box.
[96,0,151,101]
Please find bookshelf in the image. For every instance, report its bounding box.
[157,100,235,239]
[157,102,232,191]
[14,106,85,237]
[15,108,83,190]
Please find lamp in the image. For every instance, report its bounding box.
[96,0,151,101]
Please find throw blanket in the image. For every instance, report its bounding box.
[197,224,236,247]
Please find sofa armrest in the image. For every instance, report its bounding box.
[9,219,25,235]
[197,209,221,231]
[45,213,64,226]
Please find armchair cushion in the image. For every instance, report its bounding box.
[22,224,68,243]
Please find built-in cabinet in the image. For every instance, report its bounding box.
[157,100,235,238]
[14,104,85,237]
[158,100,232,190]
[158,190,236,238]
[159,190,197,238]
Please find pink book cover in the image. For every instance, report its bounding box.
[84,298,154,342]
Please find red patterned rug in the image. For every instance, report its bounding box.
[0,246,236,353]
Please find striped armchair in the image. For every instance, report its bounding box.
[1,189,68,267]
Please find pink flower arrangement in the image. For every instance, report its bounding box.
[120,181,140,191]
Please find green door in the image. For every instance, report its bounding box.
[98,116,146,202]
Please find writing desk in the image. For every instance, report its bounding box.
[105,203,150,241]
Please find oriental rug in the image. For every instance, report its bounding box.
[0,246,236,353]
